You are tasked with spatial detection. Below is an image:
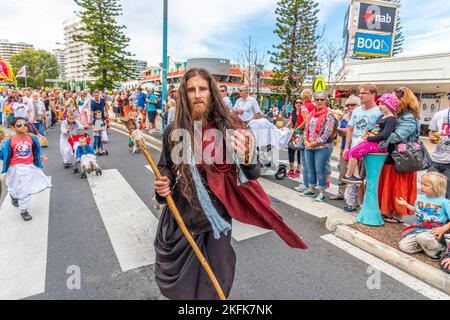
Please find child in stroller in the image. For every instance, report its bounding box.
[75,137,103,179]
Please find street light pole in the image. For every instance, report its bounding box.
[161,0,169,133]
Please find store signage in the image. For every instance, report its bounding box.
[358,3,397,33]
[354,32,392,57]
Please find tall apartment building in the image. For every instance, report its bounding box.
[63,18,96,82]
[53,49,66,80]
[0,39,34,62]
[132,60,148,80]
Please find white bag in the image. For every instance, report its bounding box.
[101,130,109,143]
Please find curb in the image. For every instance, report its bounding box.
[109,121,163,150]
[330,224,450,294]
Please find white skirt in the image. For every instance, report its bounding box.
[60,137,77,164]
[6,165,52,200]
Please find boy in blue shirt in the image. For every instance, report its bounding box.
[76,137,102,178]
[146,88,158,134]
[397,172,450,260]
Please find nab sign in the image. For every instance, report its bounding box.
[354,32,392,57]
[358,3,396,33]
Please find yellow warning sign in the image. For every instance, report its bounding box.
[313,77,327,93]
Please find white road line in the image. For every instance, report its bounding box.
[87,169,159,272]
[145,165,272,242]
[258,178,346,219]
[321,234,450,300]
[109,127,162,152]
[0,183,51,300]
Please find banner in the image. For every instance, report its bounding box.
[16,66,26,78]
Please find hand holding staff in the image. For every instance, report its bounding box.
[120,118,227,300]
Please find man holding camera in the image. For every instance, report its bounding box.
[429,92,450,198]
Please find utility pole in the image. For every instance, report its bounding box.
[161,0,168,133]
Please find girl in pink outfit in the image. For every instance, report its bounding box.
[78,97,90,126]
[343,93,398,185]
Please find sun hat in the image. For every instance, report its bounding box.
[377,93,398,112]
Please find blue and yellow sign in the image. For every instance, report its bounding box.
[354,32,392,57]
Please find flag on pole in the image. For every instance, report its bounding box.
[16,66,26,78]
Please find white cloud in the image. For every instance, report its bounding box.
[1,0,449,67]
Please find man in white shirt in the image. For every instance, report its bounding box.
[22,89,32,106]
[26,92,47,136]
[233,86,262,123]
[13,100,28,122]
[429,92,450,198]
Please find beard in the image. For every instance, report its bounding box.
[191,103,209,122]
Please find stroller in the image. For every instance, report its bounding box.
[247,118,293,181]
[68,133,101,179]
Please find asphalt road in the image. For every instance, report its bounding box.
[0,125,431,300]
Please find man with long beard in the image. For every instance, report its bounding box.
[153,68,307,300]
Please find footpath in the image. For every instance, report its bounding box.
[108,120,450,295]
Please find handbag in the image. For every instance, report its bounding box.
[288,129,304,150]
[391,119,432,173]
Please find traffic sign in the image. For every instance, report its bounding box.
[354,32,392,57]
[313,77,327,93]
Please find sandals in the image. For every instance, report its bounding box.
[382,215,405,224]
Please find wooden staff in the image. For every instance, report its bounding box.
[121,118,227,301]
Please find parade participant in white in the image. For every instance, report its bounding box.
[0,117,52,222]
[60,112,88,168]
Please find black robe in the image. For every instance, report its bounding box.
[154,124,261,300]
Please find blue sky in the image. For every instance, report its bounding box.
[2,0,450,68]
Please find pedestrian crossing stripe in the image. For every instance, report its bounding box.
[0,181,51,300]
[144,165,272,241]
[87,169,159,272]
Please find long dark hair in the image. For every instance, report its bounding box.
[170,68,243,209]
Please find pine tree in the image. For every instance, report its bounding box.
[385,0,404,56]
[269,0,320,101]
[74,0,134,89]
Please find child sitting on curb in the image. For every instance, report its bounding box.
[396,172,450,260]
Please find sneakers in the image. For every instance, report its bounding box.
[329,195,345,201]
[293,171,300,179]
[301,190,315,197]
[342,176,363,185]
[286,170,295,178]
[10,195,19,208]
[430,244,448,261]
[95,167,103,176]
[20,210,33,222]
[294,186,306,193]
[315,194,326,202]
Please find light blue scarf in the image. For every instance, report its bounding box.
[187,132,251,239]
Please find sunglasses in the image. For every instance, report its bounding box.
[316,99,325,102]
[15,123,26,128]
